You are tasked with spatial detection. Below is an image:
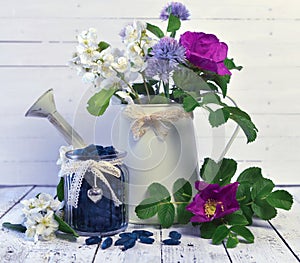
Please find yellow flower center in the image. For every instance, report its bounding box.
[204,199,224,218]
[86,48,93,54]
[40,217,50,226]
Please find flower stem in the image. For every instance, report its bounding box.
[163,82,170,100]
[141,73,151,103]
[112,67,141,103]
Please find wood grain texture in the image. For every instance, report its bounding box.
[0,186,97,263]
[0,186,299,262]
[0,0,299,184]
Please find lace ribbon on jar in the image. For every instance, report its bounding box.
[123,104,191,141]
[60,159,123,208]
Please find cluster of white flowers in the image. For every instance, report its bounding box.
[70,21,156,95]
[21,193,62,242]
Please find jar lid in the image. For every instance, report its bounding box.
[65,144,126,161]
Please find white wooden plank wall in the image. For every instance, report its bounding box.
[0,0,299,185]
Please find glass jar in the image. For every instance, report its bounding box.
[63,148,128,236]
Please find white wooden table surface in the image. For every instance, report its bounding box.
[0,185,299,263]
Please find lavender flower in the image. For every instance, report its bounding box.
[151,37,186,64]
[145,58,176,83]
[186,182,240,223]
[160,2,190,21]
[145,37,185,82]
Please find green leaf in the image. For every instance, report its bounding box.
[229,114,258,143]
[172,178,192,202]
[207,82,219,91]
[214,75,230,97]
[173,67,211,92]
[2,222,26,233]
[183,95,199,112]
[236,183,252,205]
[230,225,254,243]
[252,199,277,220]
[266,190,293,210]
[240,205,254,225]
[200,158,220,183]
[237,167,263,185]
[224,213,249,226]
[200,222,218,239]
[251,178,275,200]
[146,23,165,38]
[87,87,116,116]
[149,95,171,104]
[225,106,252,121]
[148,183,171,202]
[224,58,243,71]
[135,197,159,219]
[200,158,237,186]
[54,214,79,237]
[167,14,181,33]
[132,83,155,95]
[208,108,230,127]
[56,177,64,202]
[216,158,238,186]
[158,203,175,228]
[212,225,230,245]
[226,235,239,248]
[200,92,222,105]
[176,203,193,224]
[98,41,110,52]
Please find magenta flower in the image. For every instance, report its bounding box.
[179,31,231,76]
[186,181,239,223]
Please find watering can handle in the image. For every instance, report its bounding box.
[196,92,240,162]
[216,94,240,162]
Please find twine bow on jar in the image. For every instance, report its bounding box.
[123,104,191,141]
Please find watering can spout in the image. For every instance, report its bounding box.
[25,89,86,149]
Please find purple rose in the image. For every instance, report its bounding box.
[186,181,239,223]
[179,31,231,75]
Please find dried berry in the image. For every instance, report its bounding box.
[139,236,155,244]
[162,238,181,245]
[119,232,138,240]
[132,230,153,238]
[85,236,102,245]
[122,238,136,251]
[169,231,182,240]
[101,237,113,249]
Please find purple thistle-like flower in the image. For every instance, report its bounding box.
[186,182,240,223]
[160,2,190,21]
[145,58,177,83]
[151,37,186,64]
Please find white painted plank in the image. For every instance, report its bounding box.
[226,218,298,262]
[0,186,33,217]
[1,40,299,67]
[0,19,299,43]
[161,225,230,263]
[269,187,300,259]
[94,224,161,262]
[1,0,300,19]
[0,162,60,186]
[0,67,299,115]
[0,186,97,263]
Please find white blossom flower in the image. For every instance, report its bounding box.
[111,57,130,73]
[120,20,147,45]
[77,28,98,47]
[24,210,59,242]
[115,91,134,104]
[82,72,97,83]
